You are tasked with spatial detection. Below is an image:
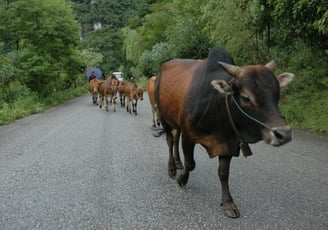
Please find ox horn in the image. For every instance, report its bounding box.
[218,61,242,77]
[265,60,276,72]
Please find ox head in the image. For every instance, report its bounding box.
[137,88,144,101]
[211,61,294,146]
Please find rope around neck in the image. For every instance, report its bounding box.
[224,93,254,157]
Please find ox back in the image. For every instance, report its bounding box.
[155,46,294,218]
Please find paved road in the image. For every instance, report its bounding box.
[0,94,327,230]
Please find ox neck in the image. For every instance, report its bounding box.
[225,93,253,157]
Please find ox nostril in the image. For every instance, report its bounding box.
[273,129,284,141]
[273,127,292,144]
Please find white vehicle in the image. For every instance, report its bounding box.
[112,72,123,82]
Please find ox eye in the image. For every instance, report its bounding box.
[240,94,252,104]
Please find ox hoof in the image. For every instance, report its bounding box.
[222,203,240,218]
[175,161,184,169]
[177,172,189,186]
[168,169,176,178]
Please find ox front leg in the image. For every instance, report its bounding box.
[111,96,116,112]
[120,96,124,107]
[105,96,109,112]
[177,135,195,186]
[121,95,126,107]
[99,95,103,109]
[95,93,99,105]
[92,93,97,104]
[218,156,240,218]
[133,100,138,115]
[126,98,132,114]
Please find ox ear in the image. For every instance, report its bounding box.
[218,61,242,77]
[211,80,232,94]
[265,60,276,72]
[277,72,294,87]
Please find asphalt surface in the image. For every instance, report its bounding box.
[0,93,327,230]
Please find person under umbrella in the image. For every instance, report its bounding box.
[89,71,97,82]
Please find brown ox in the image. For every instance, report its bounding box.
[99,78,118,112]
[125,82,144,115]
[106,76,119,105]
[155,46,294,218]
[89,78,102,105]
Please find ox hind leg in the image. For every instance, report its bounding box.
[166,127,176,177]
[151,106,156,127]
[151,111,156,128]
[133,100,138,115]
[172,129,183,169]
[177,134,195,186]
[156,110,161,126]
[219,156,240,218]
[161,120,178,177]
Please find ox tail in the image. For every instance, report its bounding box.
[151,126,165,137]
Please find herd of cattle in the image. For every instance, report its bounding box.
[88,46,295,219]
[88,76,144,115]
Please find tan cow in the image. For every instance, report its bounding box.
[124,82,144,115]
[106,76,119,105]
[146,76,160,127]
[89,78,102,105]
[99,78,117,112]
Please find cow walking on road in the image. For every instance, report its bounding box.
[155,46,294,218]
[146,76,161,128]
[89,78,102,105]
[99,77,118,112]
[125,82,144,115]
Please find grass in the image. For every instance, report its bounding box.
[0,85,87,126]
[280,89,328,134]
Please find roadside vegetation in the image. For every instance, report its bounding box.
[0,0,327,133]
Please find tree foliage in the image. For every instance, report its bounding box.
[0,0,83,96]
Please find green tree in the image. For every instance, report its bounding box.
[79,28,124,77]
[269,0,328,49]
[0,0,83,95]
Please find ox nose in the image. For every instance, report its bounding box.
[271,126,292,146]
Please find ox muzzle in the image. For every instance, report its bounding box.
[264,125,292,146]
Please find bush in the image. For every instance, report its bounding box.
[0,83,88,125]
[275,40,328,133]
